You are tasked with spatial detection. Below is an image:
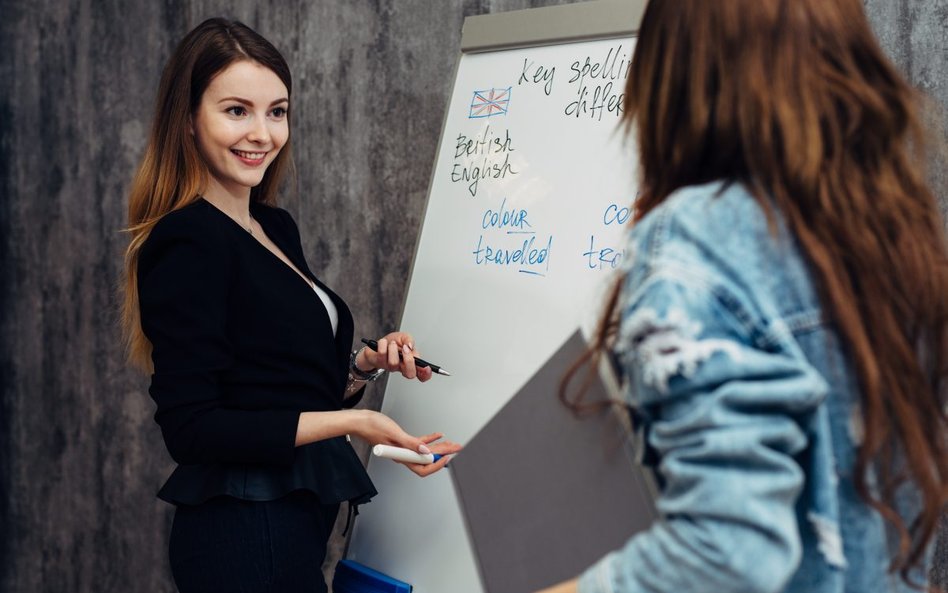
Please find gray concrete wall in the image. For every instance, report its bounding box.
[0,1,944,592]
[867,0,948,222]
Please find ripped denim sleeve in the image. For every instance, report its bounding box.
[578,272,829,593]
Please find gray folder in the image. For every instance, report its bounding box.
[450,330,657,593]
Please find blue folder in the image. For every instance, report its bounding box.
[333,559,412,593]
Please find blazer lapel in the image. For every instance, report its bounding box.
[258,206,356,368]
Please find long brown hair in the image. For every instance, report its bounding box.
[121,18,294,371]
[565,0,947,584]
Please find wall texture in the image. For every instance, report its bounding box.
[0,1,945,592]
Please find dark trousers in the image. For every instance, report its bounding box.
[169,491,340,593]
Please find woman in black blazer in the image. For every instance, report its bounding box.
[122,18,460,593]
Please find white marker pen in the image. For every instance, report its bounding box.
[372,444,444,465]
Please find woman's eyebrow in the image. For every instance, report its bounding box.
[217,96,289,106]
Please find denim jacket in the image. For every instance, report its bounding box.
[578,181,931,593]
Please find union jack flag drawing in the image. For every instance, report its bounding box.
[469,87,511,118]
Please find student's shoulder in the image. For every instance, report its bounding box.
[631,182,773,267]
[624,182,775,301]
[637,181,764,242]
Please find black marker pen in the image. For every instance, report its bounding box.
[360,338,452,376]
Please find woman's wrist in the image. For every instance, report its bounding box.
[340,409,374,441]
[350,347,385,382]
[354,347,374,372]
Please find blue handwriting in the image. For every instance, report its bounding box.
[603,203,632,225]
[473,234,552,276]
[583,235,625,270]
[482,198,532,231]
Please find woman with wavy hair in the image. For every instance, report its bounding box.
[121,18,460,593]
[541,1,947,592]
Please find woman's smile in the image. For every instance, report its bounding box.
[231,148,268,166]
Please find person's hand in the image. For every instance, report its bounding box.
[353,409,427,449]
[357,331,433,382]
[352,412,462,477]
[395,432,463,478]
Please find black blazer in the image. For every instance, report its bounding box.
[138,198,375,505]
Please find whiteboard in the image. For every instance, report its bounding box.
[349,5,643,591]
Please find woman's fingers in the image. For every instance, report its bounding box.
[388,432,461,456]
[394,437,463,477]
[428,439,462,456]
[371,424,461,477]
[413,433,463,455]
[382,429,430,455]
[386,339,400,369]
[384,331,414,350]
[379,338,398,371]
[398,451,453,477]
[365,332,436,382]
[416,365,433,382]
[406,454,452,477]
[418,432,444,444]
[399,344,417,379]
[364,336,400,372]
[382,435,425,453]
[369,337,388,370]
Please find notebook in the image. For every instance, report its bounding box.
[450,330,657,592]
[334,559,412,593]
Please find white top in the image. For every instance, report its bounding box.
[311,281,339,336]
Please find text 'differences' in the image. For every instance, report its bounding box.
[518,43,632,121]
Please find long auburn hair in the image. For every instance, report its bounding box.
[121,18,293,372]
[564,0,947,584]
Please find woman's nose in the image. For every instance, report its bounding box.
[247,115,271,144]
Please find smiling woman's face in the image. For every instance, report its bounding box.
[191,60,289,199]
